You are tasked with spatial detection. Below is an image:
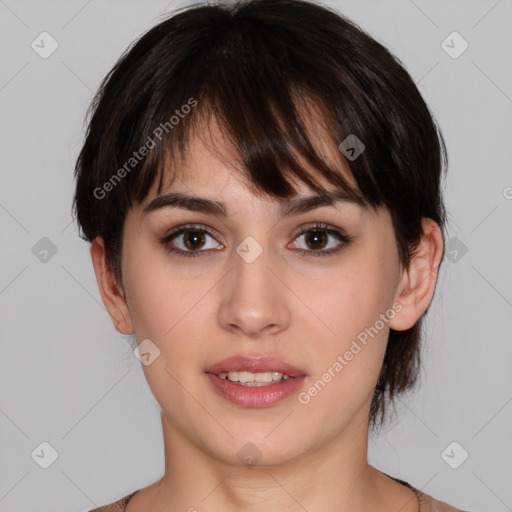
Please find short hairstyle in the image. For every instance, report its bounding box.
[72,0,447,430]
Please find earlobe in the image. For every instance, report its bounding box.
[389,219,444,331]
[90,237,134,335]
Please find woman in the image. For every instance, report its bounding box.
[73,0,472,510]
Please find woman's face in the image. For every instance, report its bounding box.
[117,123,404,467]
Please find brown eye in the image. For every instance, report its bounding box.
[304,229,328,250]
[291,223,352,258]
[183,230,207,250]
[161,224,224,258]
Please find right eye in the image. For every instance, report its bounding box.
[160,224,224,258]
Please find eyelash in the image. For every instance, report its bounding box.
[160,222,352,259]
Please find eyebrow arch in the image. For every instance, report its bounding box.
[143,189,365,218]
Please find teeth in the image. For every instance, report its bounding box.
[218,371,291,385]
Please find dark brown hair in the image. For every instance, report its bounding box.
[72,0,447,430]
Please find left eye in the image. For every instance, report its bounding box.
[291,228,343,252]
[288,223,351,257]
[161,223,351,258]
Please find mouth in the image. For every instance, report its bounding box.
[204,355,307,407]
[217,370,292,386]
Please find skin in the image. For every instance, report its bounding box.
[91,119,443,512]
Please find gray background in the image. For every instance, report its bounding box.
[1,0,511,511]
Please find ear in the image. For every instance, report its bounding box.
[389,218,444,331]
[90,237,134,335]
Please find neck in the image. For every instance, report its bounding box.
[140,409,417,512]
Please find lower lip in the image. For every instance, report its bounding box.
[205,373,306,407]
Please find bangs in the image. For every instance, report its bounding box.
[132,92,368,207]
[120,9,382,209]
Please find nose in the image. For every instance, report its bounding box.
[217,242,291,338]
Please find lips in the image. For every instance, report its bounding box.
[204,355,308,408]
[205,355,307,378]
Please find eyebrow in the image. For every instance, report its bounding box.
[143,189,365,218]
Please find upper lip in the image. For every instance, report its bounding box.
[205,356,307,378]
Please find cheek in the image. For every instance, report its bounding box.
[122,245,185,337]
[294,263,395,421]
[298,253,395,343]
[123,253,205,402]
[123,245,222,356]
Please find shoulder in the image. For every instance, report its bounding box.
[414,487,473,512]
[87,490,140,512]
[381,470,472,512]
[380,471,472,512]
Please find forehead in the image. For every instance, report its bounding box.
[142,110,362,210]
